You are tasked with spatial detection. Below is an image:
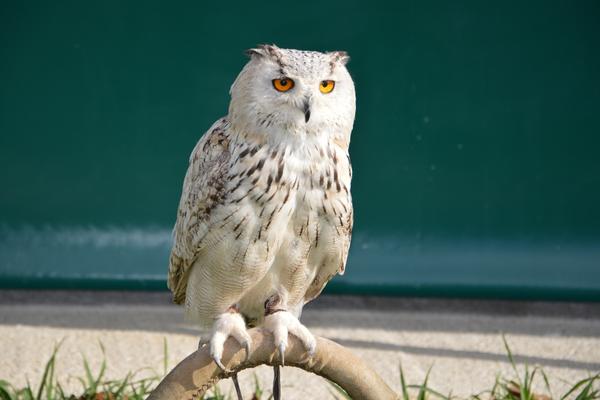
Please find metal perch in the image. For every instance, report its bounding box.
[148,328,399,400]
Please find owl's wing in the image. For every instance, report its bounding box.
[168,118,231,304]
[304,206,354,304]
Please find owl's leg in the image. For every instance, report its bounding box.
[263,293,316,363]
[263,294,316,400]
[209,305,252,373]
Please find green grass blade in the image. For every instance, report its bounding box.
[540,368,553,400]
[253,373,263,398]
[417,366,433,400]
[0,381,15,400]
[400,363,410,400]
[502,334,523,387]
[491,374,501,396]
[82,356,96,394]
[56,382,67,400]
[573,381,592,400]
[81,347,108,395]
[45,350,56,400]
[96,341,108,389]
[112,372,132,398]
[561,375,600,400]
[35,349,57,400]
[97,358,107,389]
[573,376,600,400]
[23,379,34,400]
[210,383,223,400]
[522,365,532,400]
[424,387,451,400]
[407,385,451,400]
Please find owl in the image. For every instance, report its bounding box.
[167,44,355,398]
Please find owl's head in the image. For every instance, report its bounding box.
[229,44,355,146]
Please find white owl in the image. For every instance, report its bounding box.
[168,44,355,398]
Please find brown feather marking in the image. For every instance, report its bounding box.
[233,215,247,232]
[275,162,284,183]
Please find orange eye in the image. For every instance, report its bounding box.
[319,80,335,94]
[272,78,295,92]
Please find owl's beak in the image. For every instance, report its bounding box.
[303,98,311,123]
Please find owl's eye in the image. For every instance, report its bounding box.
[319,80,335,94]
[272,78,295,92]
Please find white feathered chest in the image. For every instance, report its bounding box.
[170,119,353,327]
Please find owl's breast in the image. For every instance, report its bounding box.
[233,138,353,320]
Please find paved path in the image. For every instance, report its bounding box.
[1,291,599,399]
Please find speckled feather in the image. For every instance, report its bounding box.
[168,45,355,328]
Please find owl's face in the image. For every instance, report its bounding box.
[229,45,356,145]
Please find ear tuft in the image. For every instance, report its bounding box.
[245,48,263,58]
[328,50,350,66]
[245,44,281,59]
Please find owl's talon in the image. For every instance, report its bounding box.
[213,355,231,373]
[264,310,316,363]
[243,340,251,362]
[278,342,286,366]
[209,309,252,373]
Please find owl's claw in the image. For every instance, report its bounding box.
[209,310,252,373]
[264,310,317,362]
[243,340,251,363]
[213,355,231,373]
[278,342,286,366]
[263,307,316,400]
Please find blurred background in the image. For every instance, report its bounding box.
[1,0,599,301]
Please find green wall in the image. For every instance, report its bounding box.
[1,1,599,300]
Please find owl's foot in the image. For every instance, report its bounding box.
[210,306,252,372]
[263,310,316,366]
[264,309,316,400]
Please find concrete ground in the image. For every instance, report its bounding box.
[0,291,599,399]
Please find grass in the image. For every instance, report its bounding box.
[0,335,598,400]
[0,339,162,400]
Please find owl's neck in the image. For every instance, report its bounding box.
[229,115,350,153]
